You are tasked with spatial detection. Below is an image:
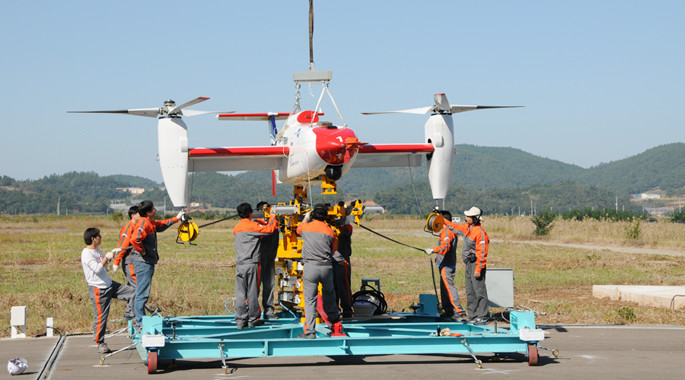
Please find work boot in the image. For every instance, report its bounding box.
[263,311,277,320]
[248,320,264,328]
[97,342,112,354]
[472,317,490,325]
[297,332,316,339]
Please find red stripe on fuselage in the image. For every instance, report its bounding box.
[358,143,435,154]
[217,112,291,120]
[312,126,359,165]
[189,146,290,157]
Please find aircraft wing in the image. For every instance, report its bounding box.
[188,146,289,172]
[352,143,434,168]
[217,113,291,121]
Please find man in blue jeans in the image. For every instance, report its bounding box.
[128,200,184,328]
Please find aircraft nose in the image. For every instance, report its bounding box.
[314,128,362,165]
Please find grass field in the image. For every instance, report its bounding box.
[1,214,684,337]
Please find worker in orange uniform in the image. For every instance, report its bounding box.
[233,202,277,329]
[112,205,139,321]
[129,200,184,328]
[296,204,342,338]
[255,201,279,320]
[442,206,490,325]
[424,210,465,321]
[332,215,354,318]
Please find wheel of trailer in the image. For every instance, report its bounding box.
[147,351,158,374]
[527,343,538,366]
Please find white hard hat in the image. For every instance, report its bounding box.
[464,206,482,217]
[7,357,28,376]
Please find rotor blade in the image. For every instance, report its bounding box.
[449,105,524,114]
[362,106,434,115]
[181,110,235,117]
[67,108,161,118]
[168,97,210,115]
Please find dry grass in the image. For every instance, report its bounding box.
[1,215,684,337]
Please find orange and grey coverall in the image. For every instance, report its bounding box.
[114,219,137,320]
[444,220,490,320]
[431,225,465,317]
[332,223,354,317]
[256,217,280,319]
[297,219,341,335]
[233,216,277,327]
[128,216,179,324]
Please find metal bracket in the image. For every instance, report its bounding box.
[293,70,332,84]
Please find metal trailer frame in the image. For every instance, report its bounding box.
[127,295,546,374]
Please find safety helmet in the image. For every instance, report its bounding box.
[7,357,28,376]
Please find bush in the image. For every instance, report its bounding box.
[616,307,636,323]
[624,220,641,240]
[111,212,124,223]
[670,209,685,223]
[531,209,556,236]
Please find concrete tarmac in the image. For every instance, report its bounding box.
[1,325,684,379]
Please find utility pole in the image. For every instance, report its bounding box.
[530,197,533,216]
[57,196,60,216]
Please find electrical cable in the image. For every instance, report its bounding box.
[224,297,235,315]
[279,300,298,319]
[196,214,239,228]
[429,259,442,311]
[358,224,424,252]
[407,156,423,215]
[357,223,441,311]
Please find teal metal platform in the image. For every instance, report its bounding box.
[130,295,544,374]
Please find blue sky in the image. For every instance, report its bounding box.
[2,1,683,182]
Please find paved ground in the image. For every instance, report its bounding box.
[2,325,684,379]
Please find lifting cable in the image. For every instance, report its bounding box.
[358,224,441,311]
[407,156,423,215]
[196,214,239,229]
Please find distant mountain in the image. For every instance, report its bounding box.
[106,174,159,188]
[337,144,587,197]
[336,143,684,198]
[1,143,682,215]
[578,143,685,195]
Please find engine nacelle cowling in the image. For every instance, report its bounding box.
[158,117,189,207]
[424,113,454,201]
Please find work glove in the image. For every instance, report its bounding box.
[105,250,115,260]
[112,265,119,274]
[303,211,312,223]
[111,248,123,255]
[176,210,186,221]
[424,248,433,255]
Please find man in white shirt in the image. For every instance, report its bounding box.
[81,227,135,354]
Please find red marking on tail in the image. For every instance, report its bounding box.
[271,171,276,197]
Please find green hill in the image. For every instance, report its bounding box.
[1,143,682,215]
[578,143,685,195]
